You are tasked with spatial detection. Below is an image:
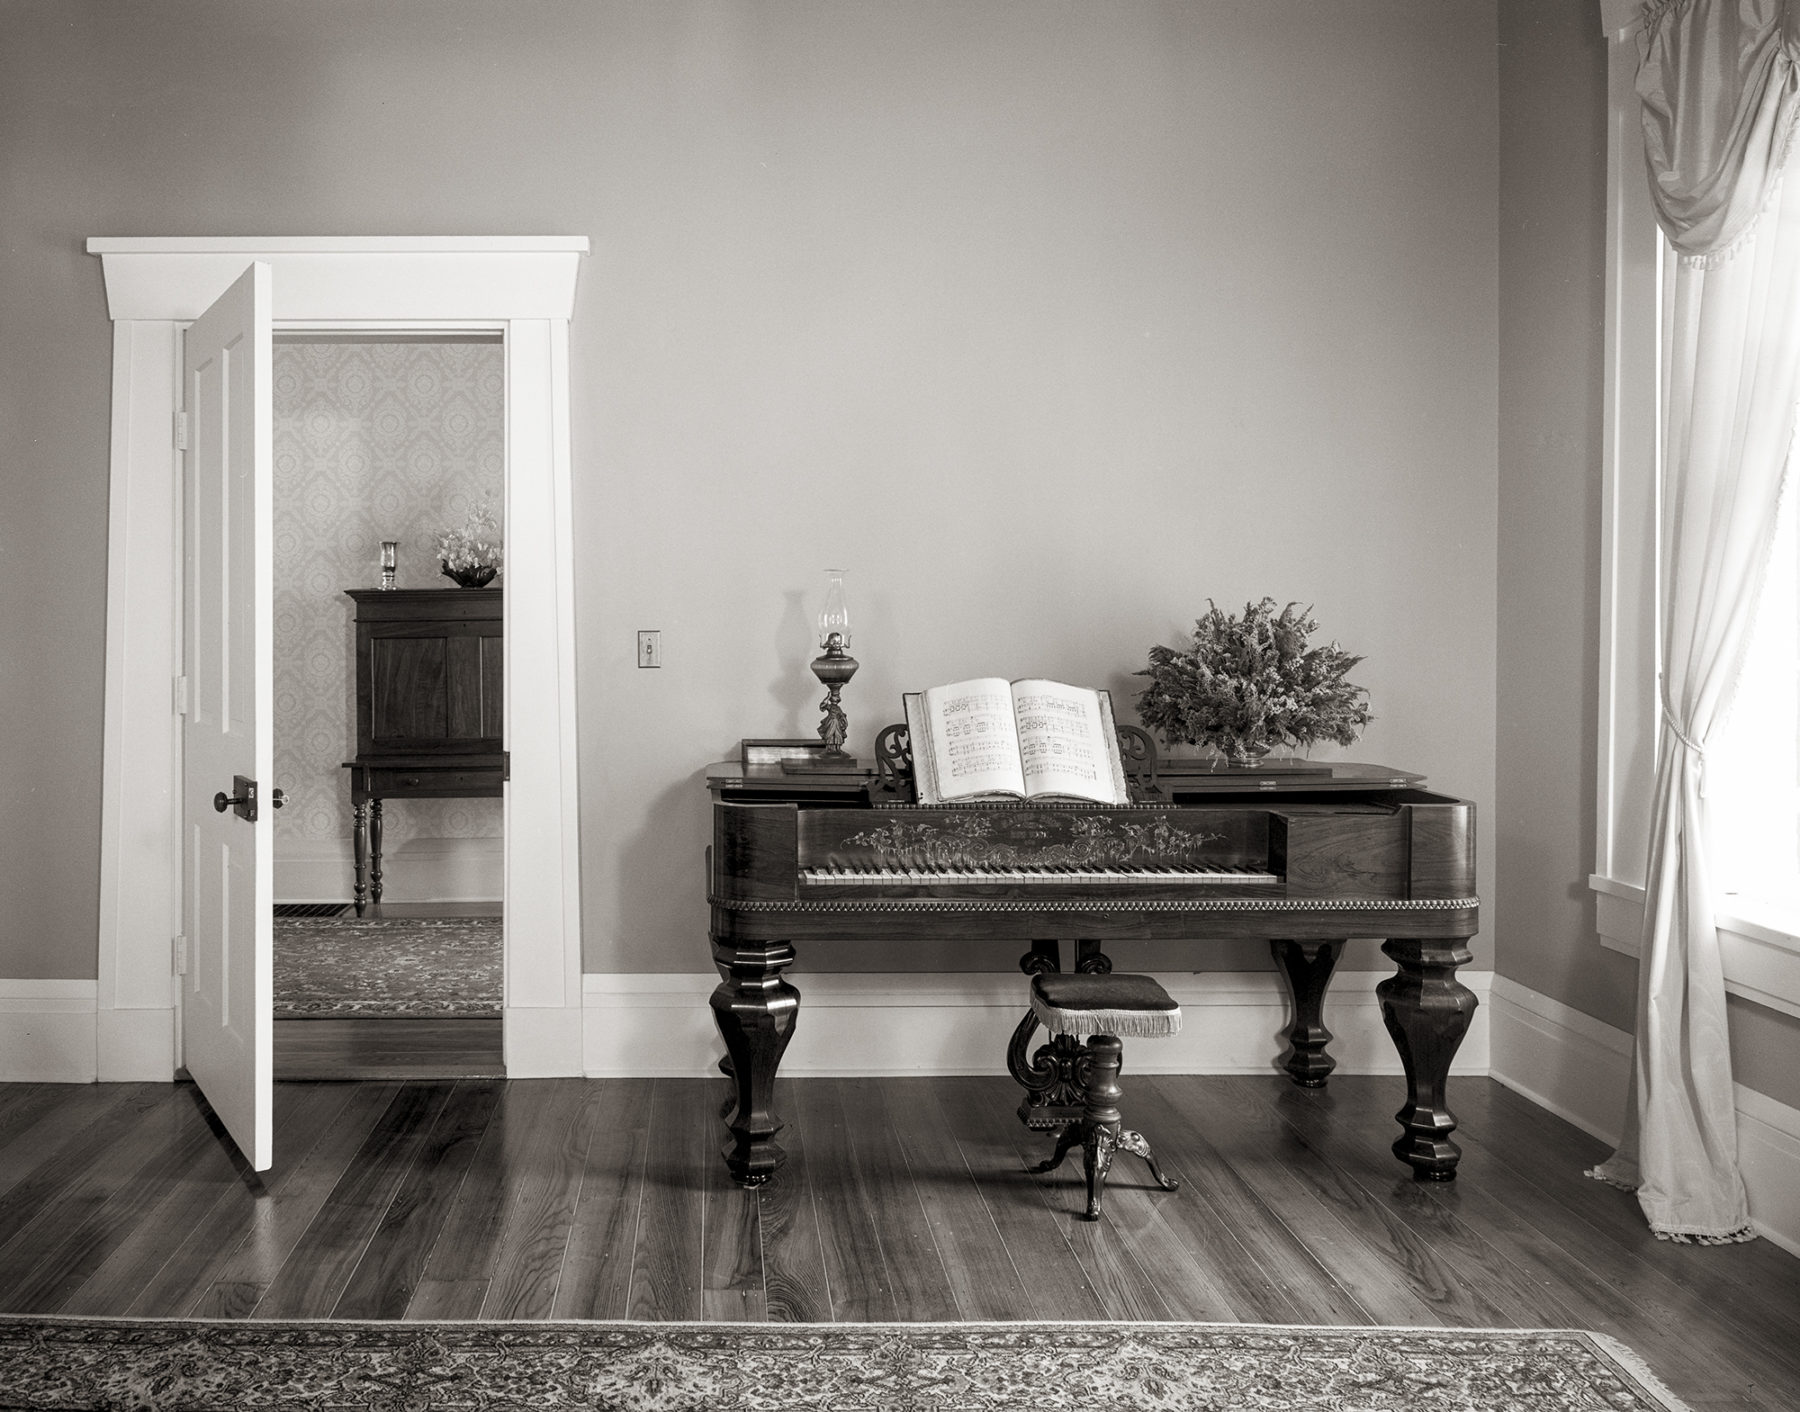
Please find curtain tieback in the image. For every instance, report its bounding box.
[1659,684,1708,793]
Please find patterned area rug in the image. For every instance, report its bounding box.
[0,1318,1692,1411]
[273,917,501,1019]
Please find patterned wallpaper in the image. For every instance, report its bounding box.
[272,339,505,848]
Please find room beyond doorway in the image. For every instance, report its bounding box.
[270,333,506,1079]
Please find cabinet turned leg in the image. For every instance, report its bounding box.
[368,798,385,911]
[1271,938,1345,1087]
[351,803,370,918]
[709,935,799,1187]
[1378,936,1478,1181]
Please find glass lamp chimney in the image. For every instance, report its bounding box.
[819,569,850,650]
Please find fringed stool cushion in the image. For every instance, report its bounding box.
[1030,972,1181,1040]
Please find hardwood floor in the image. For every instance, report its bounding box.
[0,1073,1796,1408]
[274,1018,505,1079]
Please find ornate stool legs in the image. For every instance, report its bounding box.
[1031,1033,1179,1220]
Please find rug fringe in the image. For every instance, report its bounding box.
[1588,1330,1696,1412]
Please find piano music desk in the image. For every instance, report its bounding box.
[705,757,1480,1191]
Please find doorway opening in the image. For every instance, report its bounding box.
[91,237,588,1118]
[270,332,506,1078]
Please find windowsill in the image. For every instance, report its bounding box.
[1590,874,1800,1019]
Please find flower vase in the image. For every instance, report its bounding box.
[442,562,498,589]
[1216,739,1273,769]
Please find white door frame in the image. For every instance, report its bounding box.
[88,237,589,1079]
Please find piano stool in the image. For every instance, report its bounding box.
[1025,971,1182,1221]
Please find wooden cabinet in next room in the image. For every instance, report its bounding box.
[343,588,504,914]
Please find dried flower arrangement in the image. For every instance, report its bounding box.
[437,492,503,588]
[1135,598,1370,766]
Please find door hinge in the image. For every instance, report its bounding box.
[174,410,189,452]
[173,675,188,717]
[173,935,188,976]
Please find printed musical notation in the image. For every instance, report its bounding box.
[907,677,1127,805]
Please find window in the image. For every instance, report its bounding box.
[1592,17,1800,1018]
[1709,476,1800,926]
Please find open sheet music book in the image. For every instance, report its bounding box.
[903,678,1129,806]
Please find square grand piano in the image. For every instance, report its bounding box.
[706,727,1479,1189]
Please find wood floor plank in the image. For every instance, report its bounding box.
[755,1078,832,1323]
[62,1085,341,1317]
[251,1083,456,1318]
[1115,1078,1371,1326]
[0,1085,168,1242]
[836,1079,959,1321]
[410,1080,525,1294]
[885,1078,1037,1321]
[481,1079,601,1320]
[933,1077,1109,1321]
[407,1277,490,1319]
[551,1078,655,1320]
[1177,1077,1550,1328]
[992,1090,1175,1321]
[0,1082,88,1144]
[701,1080,769,1323]
[1064,1081,1293,1324]
[276,1017,504,1080]
[0,1085,229,1313]
[792,1078,901,1321]
[625,1079,709,1321]
[0,1085,193,1306]
[333,1079,502,1319]
[132,1083,392,1318]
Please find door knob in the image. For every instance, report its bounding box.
[213,775,259,823]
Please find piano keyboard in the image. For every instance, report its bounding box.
[802,865,1280,887]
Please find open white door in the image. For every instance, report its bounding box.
[181,262,274,1171]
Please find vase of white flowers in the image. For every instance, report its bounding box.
[1134,598,1370,766]
[437,492,503,588]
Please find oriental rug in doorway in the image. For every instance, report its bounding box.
[273,916,500,1019]
[0,1318,1692,1412]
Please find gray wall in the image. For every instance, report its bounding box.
[0,3,1500,985]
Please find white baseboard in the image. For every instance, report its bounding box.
[1489,973,1800,1257]
[275,835,502,904]
[0,981,98,1082]
[580,969,1495,1080]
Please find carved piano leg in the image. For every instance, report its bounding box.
[351,802,369,918]
[1378,936,1478,1181]
[1271,938,1345,1087]
[708,935,799,1187]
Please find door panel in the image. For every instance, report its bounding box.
[182,262,274,1172]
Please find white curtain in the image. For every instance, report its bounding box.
[1590,0,1800,1242]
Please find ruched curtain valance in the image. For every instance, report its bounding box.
[1590,0,1800,1242]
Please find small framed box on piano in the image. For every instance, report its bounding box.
[704,716,1479,1191]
